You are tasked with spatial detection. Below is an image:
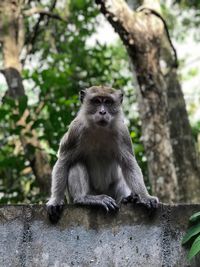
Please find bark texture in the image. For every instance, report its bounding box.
[0,0,51,193]
[166,70,200,202]
[96,0,200,202]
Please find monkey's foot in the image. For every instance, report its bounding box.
[135,195,159,209]
[46,199,64,224]
[121,193,138,204]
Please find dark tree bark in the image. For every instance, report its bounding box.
[0,0,51,193]
[166,70,200,202]
[95,0,200,202]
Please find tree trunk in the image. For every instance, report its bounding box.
[0,0,51,194]
[96,0,200,202]
[166,69,200,202]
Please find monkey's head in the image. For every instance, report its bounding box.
[80,86,123,127]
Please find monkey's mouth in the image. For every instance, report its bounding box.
[97,119,108,127]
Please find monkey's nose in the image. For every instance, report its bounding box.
[99,110,106,115]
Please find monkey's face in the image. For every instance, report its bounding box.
[88,96,117,127]
[80,86,123,128]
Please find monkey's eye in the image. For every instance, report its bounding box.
[91,98,101,105]
[104,99,114,106]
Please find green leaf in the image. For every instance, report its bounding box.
[11,125,24,135]
[189,212,200,223]
[0,109,7,120]
[188,235,200,260]
[10,113,20,122]
[24,180,32,195]
[182,223,200,245]
[4,97,16,108]
[18,95,28,115]
[31,119,46,130]
[71,0,85,9]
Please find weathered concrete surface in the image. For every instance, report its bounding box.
[0,204,200,267]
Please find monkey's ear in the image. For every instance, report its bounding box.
[118,90,124,103]
[79,90,86,103]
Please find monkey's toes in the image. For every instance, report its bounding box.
[148,197,159,209]
[121,193,138,204]
[46,204,64,224]
[136,196,159,210]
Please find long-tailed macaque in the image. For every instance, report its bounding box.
[47,86,159,222]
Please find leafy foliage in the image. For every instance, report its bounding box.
[190,212,200,223]
[167,0,200,41]
[1,0,199,204]
[188,236,200,260]
[174,0,200,9]
[0,0,145,203]
[182,212,200,260]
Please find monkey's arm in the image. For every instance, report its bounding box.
[46,120,82,222]
[46,157,68,223]
[119,126,159,208]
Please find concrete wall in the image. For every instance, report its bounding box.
[0,204,200,267]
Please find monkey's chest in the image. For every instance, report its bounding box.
[82,127,118,154]
[81,129,119,192]
[86,156,118,193]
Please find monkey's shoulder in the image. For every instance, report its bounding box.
[116,123,134,155]
[59,119,84,152]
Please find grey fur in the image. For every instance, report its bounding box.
[46,86,159,222]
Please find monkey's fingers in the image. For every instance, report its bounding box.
[100,202,110,213]
[104,201,119,211]
[102,197,119,212]
[97,196,119,212]
[46,204,64,224]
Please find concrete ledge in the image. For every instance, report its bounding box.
[0,204,200,267]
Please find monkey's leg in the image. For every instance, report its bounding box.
[110,176,132,205]
[121,154,159,209]
[110,177,141,205]
[68,163,119,212]
[46,158,67,223]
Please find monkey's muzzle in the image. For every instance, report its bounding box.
[97,119,108,127]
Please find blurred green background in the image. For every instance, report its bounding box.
[0,0,199,203]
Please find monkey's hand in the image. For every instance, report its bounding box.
[46,198,65,224]
[95,195,119,212]
[135,194,159,209]
[74,195,119,213]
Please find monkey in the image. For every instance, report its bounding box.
[46,85,159,223]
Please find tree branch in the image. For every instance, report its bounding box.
[95,0,137,48]
[23,7,67,22]
[23,1,67,58]
[136,7,178,68]
[96,0,178,67]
